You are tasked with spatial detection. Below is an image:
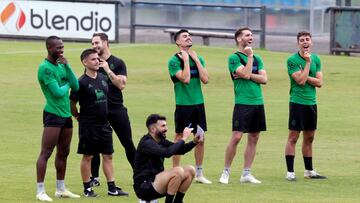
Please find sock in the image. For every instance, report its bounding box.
[165,194,175,203]
[173,192,185,203]
[242,168,251,176]
[107,181,116,191]
[224,167,230,174]
[196,165,203,177]
[91,153,101,178]
[83,181,91,190]
[37,182,45,194]
[56,180,65,191]
[285,155,295,172]
[303,156,313,171]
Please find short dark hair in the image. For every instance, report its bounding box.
[234,27,251,44]
[80,48,97,61]
[146,114,166,129]
[46,36,61,48]
[92,32,109,42]
[174,29,189,42]
[297,31,312,42]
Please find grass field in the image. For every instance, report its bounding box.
[0,40,359,203]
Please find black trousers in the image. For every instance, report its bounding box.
[91,106,136,177]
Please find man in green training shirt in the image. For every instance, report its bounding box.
[36,36,80,201]
[219,27,267,185]
[168,29,211,184]
[284,31,326,181]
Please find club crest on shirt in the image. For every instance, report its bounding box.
[45,69,52,76]
[95,89,106,103]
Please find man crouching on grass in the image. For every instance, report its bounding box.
[133,114,202,203]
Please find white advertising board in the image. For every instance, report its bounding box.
[0,0,116,40]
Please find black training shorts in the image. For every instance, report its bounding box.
[43,111,72,128]
[288,102,317,131]
[175,104,207,134]
[134,180,164,201]
[77,123,113,155]
[232,104,266,133]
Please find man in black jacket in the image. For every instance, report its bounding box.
[133,114,202,203]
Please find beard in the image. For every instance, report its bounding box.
[96,48,104,56]
[156,130,167,139]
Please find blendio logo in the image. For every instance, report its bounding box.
[30,10,112,32]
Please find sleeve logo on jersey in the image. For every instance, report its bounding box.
[288,61,296,70]
[170,62,177,68]
[110,63,115,71]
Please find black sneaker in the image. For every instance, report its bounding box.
[84,188,98,197]
[108,186,129,196]
[90,177,100,187]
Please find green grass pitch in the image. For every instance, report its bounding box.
[0,40,359,203]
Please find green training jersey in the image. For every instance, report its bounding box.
[38,59,72,117]
[228,52,264,105]
[168,54,205,105]
[287,52,321,105]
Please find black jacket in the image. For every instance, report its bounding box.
[133,134,196,187]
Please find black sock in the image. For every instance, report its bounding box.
[83,181,91,190]
[174,191,185,203]
[91,153,100,177]
[285,155,295,172]
[303,156,313,170]
[165,194,175,203]
[107,181,116,191]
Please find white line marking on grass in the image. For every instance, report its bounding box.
[0,44,233,55]
[0,44,148,55]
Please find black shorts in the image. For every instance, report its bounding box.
[134,180,164,201]
[288,102,317,131]
[77,123,113,155]
[232,104,266,133]
[43,111,72,128]
[175,104,207,134]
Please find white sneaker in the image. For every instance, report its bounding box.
[304,170,327,179]
[55,189,80,198]
[219,171,230,184]
[36,191,53,201]
[139,199,159,203]
[195,176,212,184]
[240,174,261,184]
[285,172,296,181]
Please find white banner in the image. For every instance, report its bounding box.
[0,0,116,40]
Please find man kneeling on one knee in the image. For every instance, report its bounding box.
[133,114,201,203]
